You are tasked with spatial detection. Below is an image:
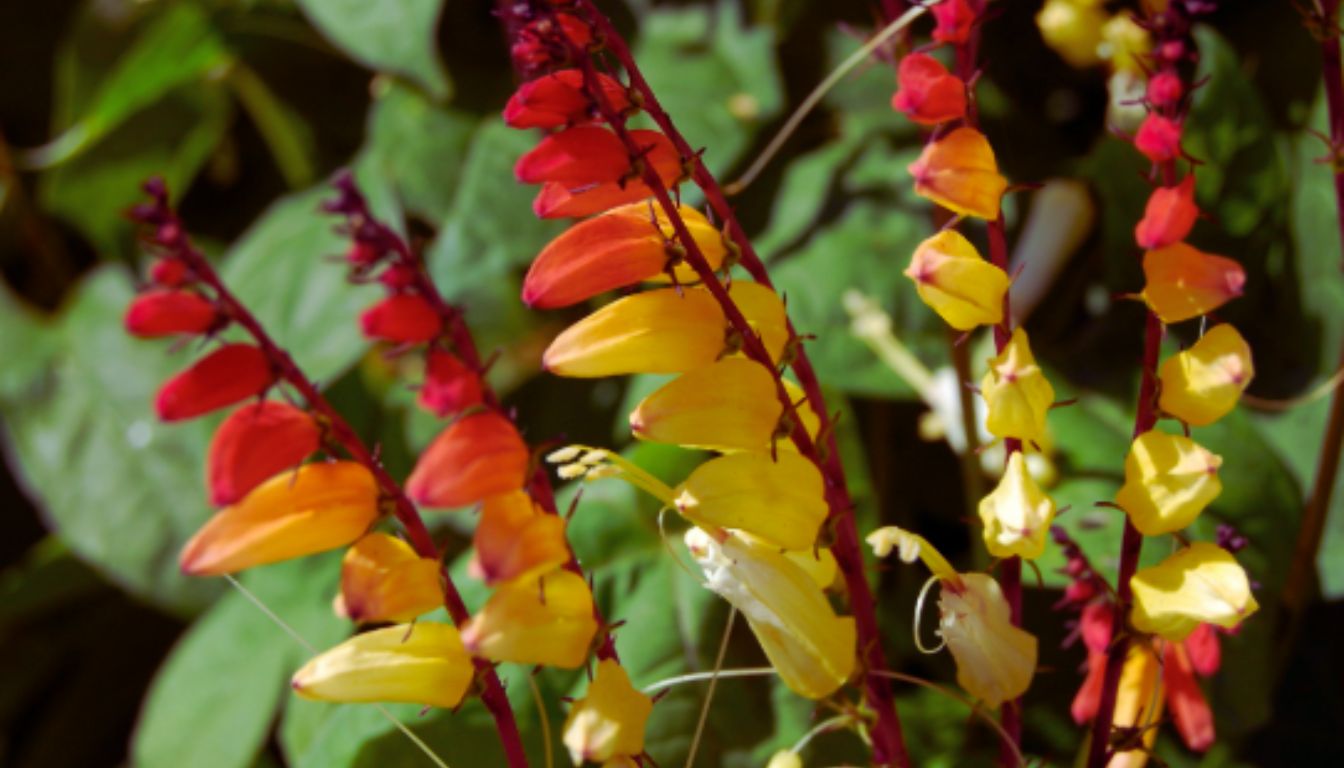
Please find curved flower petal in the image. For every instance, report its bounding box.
[905,229,1008,330]
[1130,542,1259,641]
[562,659,652,765]
[1157,324,1254,426]
[674,451,827,551]
[938,573,1038,707]
[978,451,1056,559]
[406,412,530,509]
[908,127,1007,220]
[461,569,598,669]
[291,622,472,709]
[1115,430,1222,536]
[336,532,443,624]
[630,358,783,451]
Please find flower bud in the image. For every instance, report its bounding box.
[1035,0,1107,69]
[206,401,320,506]
[1134,113,1182,164]
[523,202,726,309]
[1140,243,1245,324]
[1157,324,1253,426]
[673,451,827,551]
[978,451,1056,559]
[504,69,631,129]
[336,532,444,624]
[686,527,856,699]
[406,412,530,509]
[519,128,683,219]
[125,289,217,337]
[511,13,591,70]
[461,569,598,668]
[630,358,783,451]
[905,229,1009,330]
[562,660,653,765]
[891,53,967,126]
[155,344,275,422]
[291,622,473,709]
[1130,542,1258,641]
[469,491,570,586]
[908,127,1008,220]
[1164,634,1215,752]
[359,294,441,344]
[1115,430,1222,536]
[932,0,976,44]
[149,257,188,287]
[939,573,1038,707]
[979,328,1055,444]
[1147,71,1184,107]
[1134,175,1198,250]
[180,461,378,576]
[417,350,484,417]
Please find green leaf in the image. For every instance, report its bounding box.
[0,283,59,402]
[295,0,450,101]
[362,80,477,224]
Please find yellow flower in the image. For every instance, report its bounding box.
[980,328,1055,444]
[905,229,1009,330]
[469,491,571,586]
[1101,12,1151,75]
[908,127,1008,220]
[461,569,598,669]
[630,358,783,451]
[335,533,444,624]
[1130,542,1258,641]
[1115,431,1222,536]
[1157,324,1254,427]
[686,527,856,699]
[291,622,473,708]
[180,461,379,576]
[674,451,828,551]
[561,659,653,765]
[978,451,1056,559]
[1036,0,1107,69]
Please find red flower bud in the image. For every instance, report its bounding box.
[406,412,530,508]
[125,290,218,338]
[891,53,967,126]
[932,0,976,44]
[1134,113,1182,164]
[155,344,275,422]
[1134,175,1198,249]
[504,70,631,129]
[418,351,484,417]
[360,294,442,343]
[1146,72,1183,108]
[378,264,418,290]
[206,401,321,506]
[149,257,188,287]
[346,241,382,267]
[1079,600,1113,655]
[511,13,592,70]
[515,126,657,187]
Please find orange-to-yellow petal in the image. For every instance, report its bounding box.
[674,451,827,551]
[562,660,653,765]
[469,491,570,586]
[1129,542,1258,641]
[1140,243,1245,324]
[291,622,473,709]
[980,328,1055,444]
[335,533,444,624]
[907,127,1008,220]
[629,358,783,451]
[180,461,378,576]
[1115,430,1222,536]
[461,569,598,669]
[905,229,1009,330]
[406,412,530,509]
[1157,324,1253,427]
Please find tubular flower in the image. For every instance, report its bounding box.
[180,461,379,576]
[542,282,787,377]
[1140,243,1245,324]
[1164,627,1217,752]
[1134,113,1182,164]
[932,0,976,44]
[468,490,570,586]
[206,401,320,506]
[335,533,443,624]
[503,69,631,129]
[155,343,275,422]
[979,327,1055,444]
[359,294,442,344]
[905,229,1009,330]
[522,202,727,309]
[867,526,1037,707]
[1157,324,1254,426]
[891,53,967,126]
[461,569,598,668]
[630,358,783,451]
[907,127,1008,221]
[406,412,530,509]
[1130,541,1259,641]
[562,660,653,766]
[686,526,856,699]
[1115,430,1223,536]
[291,623,473,709]
[1134,176,1198,250]
[124,289,217,337]
[417,350,484,417]
[1035,0,1107,69]
[517,127,683,219]
[674,451,827,552]
[1109,645,1165,768]
[978,451,1056,559]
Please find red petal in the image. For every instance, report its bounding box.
[360,294,442,343]
[1164,641,1216,751]
[125,290,217,338]
[405,412,529,508]
[155,344,275,422]
[1135,175,1198,249]
[206,401,320,505]
[417,351,484,417]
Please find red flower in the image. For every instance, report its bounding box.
[517,128,683,219]
[155,344,275,422]
[149,258,188,287]
[360,294,442,343]
[1147,72,1184,108]
[504,70,631,129]
[1134,113,1183,164]
[418,351,484,417]
[1134,175,1198,249]
[932,0,976,44]
[124,290,218,338]
[406,412,530,508]
[511,13,592,70]
[891,53,967,126]
[206,401,321,505]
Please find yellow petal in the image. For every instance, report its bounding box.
[1109,644,1164,768]
[336,533,444,624]
[1102,13,1151,75]
[630,358,783,451]
[1115,430,1223,536]
[685,527,855,699]
[1036,0,1107,69]
[1157,324,1254,427]
[978,451,1056,559]
[561,659,653,765]
[1129,542,1259,641]
[907,127,1007,220]
[291,622,473,709]
[980,328,1055,444]
[766,751,804,768]
[785,546,839,590]
[674,451,827,551]
[939,573,1038,707]
[461,569,598,668]
[180,461,379,576]
[905,229,1009,330]
[470,491,571,586]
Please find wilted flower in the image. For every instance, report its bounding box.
[359,294,442,344]
[978,451,1056,559]
[562,659,653,765]
[406,412,530,508]
[908,127,1008,220]
[905,229,1009,330]
[469,491,570,586]
[1130,541,1258,641]
[1115,430,1222,536]
[891,53,967,126]
[155,344,275,422]
[335,532,443,624]
[206,400,320,506]
[979,328,1055,444]
[674,451,827,551]
[630,358,783,451]
[1140,243,1245,324]
[1157,324,1253,426]
[124,289,217,337]
[291,622,473,709]
[461,569,598,668]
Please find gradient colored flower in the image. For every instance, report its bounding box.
[908,127,1008,220]
[359,294,442,343]
[1134,175,1198,250]
[978,451,1056,559]
[469,490,570,586]
[124,289,217,337]
[461,569,598,668]
[1140,243,1245,324]
[206,400,320,506]
[155,344,275,422]
[562,660,653,765]
[630,358,783,451]
[406,412,530,508]
[335,532,443,624]
[979,328,1055,444]
[1157,324,1253,426]
[905,229,1009,330]
[673,451,827,552]
[1130,541,1258,641]
[1115,430,1222,536]
[891,53,967,126]
[291,622,473,709]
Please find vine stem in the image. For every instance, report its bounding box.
[557,3,910,762]
[143,194,531,768]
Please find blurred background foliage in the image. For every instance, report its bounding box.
[1,0,1342,766]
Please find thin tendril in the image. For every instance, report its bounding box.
[789,714,857,755]
[527,674,555,768]
[869,670,1025,768]
[222,576,452,768]
[1242,363,1344,411]
[683,607,737,768]
[641,667,776,695]
[913,575,947,654]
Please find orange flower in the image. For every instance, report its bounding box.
[503,69,631,129]
[335,533,444,623]
[908,127,1007,220]
[124,289,217,337]
[359,294,442,343]
[406,412,530,509]
[469,491,570,586]
[1134,176,1198,250]
[891,53,967,126]
[461,569,598,668]
[206,400,320,506]
[155,344,275,422]
[1140,243,1245,324]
